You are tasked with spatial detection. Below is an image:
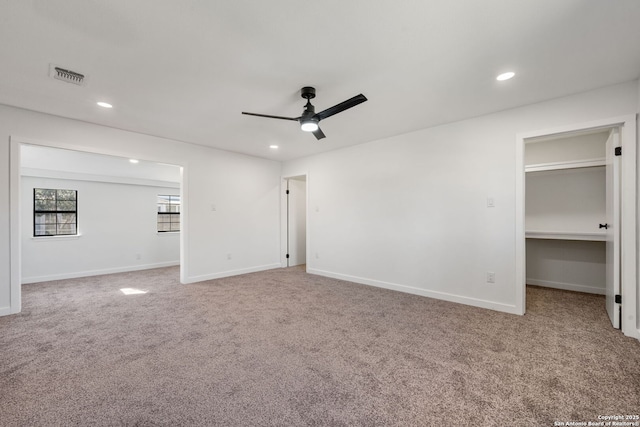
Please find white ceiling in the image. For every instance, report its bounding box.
[21,145,181,183]
[1,1,639,162]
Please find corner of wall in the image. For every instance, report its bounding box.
[636,78,640,339]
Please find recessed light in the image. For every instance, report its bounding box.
[269,145,279,149]
[97,101,113,108]
[129,159,139,164]
[496,72,515,81]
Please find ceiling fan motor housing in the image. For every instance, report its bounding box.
[300,87,317,123]
[301,86,316,99]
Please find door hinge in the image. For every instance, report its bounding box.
[286,254,290,259]
[286,190,290,195]
[615,146,622,156]
[615,294,622,304]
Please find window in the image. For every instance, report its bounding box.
[33,188,78,236]
[157,195,180,232]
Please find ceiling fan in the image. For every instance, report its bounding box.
[242,86,367,140]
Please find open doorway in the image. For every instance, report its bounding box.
[284,175,307,269]
[524,128,618,326]
[9,139,183,313]
[515,114,637,339]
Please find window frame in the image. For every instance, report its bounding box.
[33,188,78,237]
[157,194,180,233]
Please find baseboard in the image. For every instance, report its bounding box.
[0,306,12,316]
[183,263,282,284]
[526,278,606,295]
[307,268,521,315]
[21,261,180,284]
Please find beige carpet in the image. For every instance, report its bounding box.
[1,266,639,426]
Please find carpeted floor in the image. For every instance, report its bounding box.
[1,266,639,426]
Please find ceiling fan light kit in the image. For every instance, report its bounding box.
[242,86,367,140]
[300,119,319,132]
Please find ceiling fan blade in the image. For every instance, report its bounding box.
[242,112,299,121]
[315,94,367,121]
[312,127,326,140]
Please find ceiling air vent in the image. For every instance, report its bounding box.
[49,64,86,86]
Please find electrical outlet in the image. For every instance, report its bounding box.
[315,252,319,259]
[487,197,495,207]
[486,272,495,283]
[227,253,232,260]
[136,253,141,260]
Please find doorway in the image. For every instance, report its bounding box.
[515,115,637,339]
[9,137,185,314]
[524,128,619,327]
[284,175,307,268]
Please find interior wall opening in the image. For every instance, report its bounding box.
[524,127,621,329]
[17,143,182,289]
[285,175,307,270]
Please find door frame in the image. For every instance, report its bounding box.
[280,173,308,268]
[605,128,621,328]
[515,114,638,339]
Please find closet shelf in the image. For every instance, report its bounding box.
[525,230,606,241]
[525,158,605,173]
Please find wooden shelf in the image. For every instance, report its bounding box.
[525,158,605,173]
[525,230,606,242]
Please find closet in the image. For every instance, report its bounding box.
[525,130,611,298]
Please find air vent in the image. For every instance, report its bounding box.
[49,64,86,86]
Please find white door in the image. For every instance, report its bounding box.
[287,178,307,267]
[605,129,621,329]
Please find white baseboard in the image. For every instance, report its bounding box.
[183,263,281,284]
[21,261,180,284]
[526,278,606,295]
[307,268,521,315]
[0,306,12,316]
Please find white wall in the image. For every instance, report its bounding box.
[526,239,605,294]
[283,81,638,314]
[526,167,605,233]
[0,115,9,313]
[0,105,282,315]
[21,145,182,183]
[524,131,607,165]
[21,175,180,283]
[637,80,640,333]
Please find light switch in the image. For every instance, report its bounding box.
[487,197,495,207]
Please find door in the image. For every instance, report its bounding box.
[605,128,621,329]
[287,177,307,267]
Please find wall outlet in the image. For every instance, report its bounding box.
[487,197,495,207]
[486,272,495,283]
[315,252,319,259]
[136,253,141,260]
[227,253,232,260]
